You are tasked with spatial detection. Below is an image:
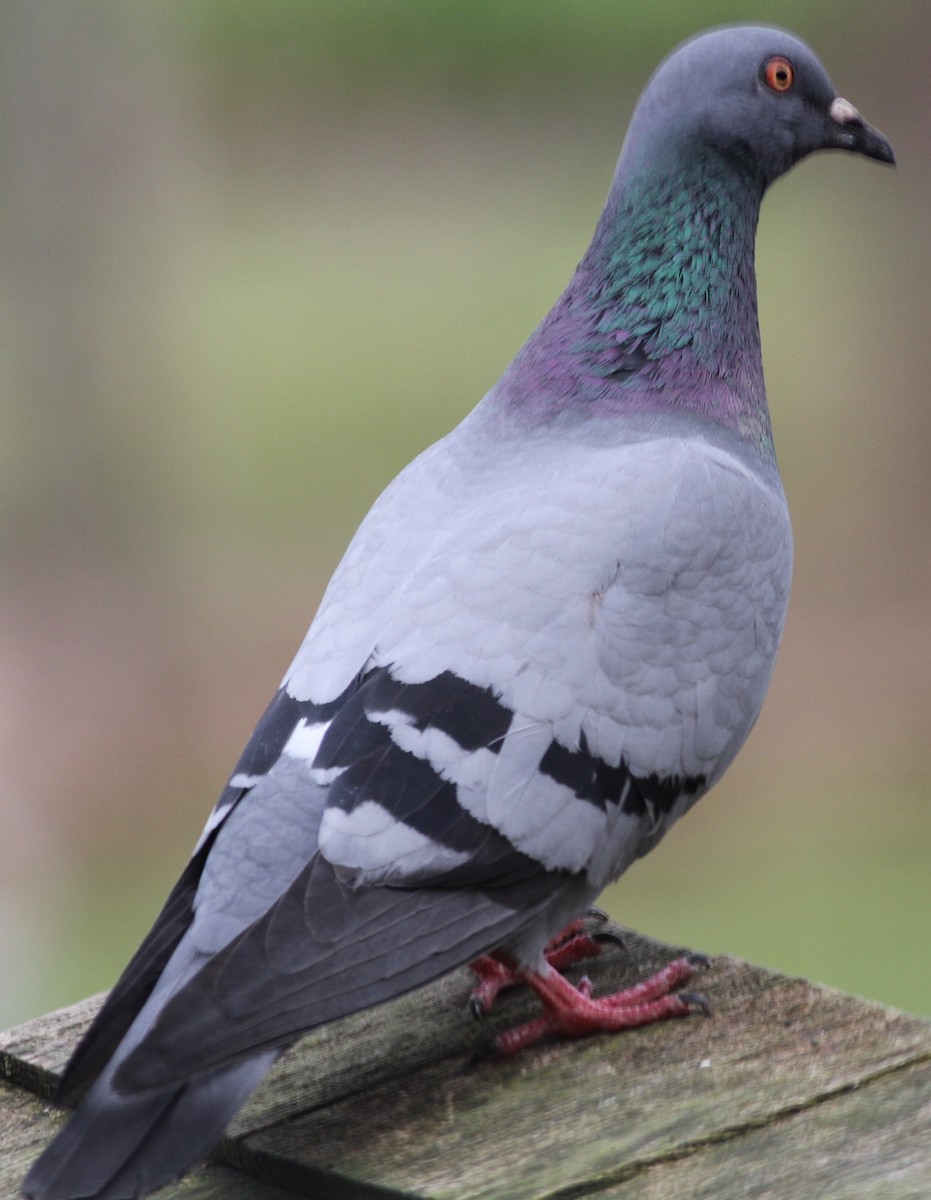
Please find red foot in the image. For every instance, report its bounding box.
[469,955,518,1017]
[493,956,709,1057]
[469,916,610,1016]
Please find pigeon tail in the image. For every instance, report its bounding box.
[22,1052,275,1200]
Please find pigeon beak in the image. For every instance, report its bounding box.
[828,97,896,165]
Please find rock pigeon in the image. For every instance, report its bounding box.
[24,24,893,1200]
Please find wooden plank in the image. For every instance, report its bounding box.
[0,1079,55,1199]
[599,1060,931,1200]
[0,1077,299,1200]
[0,995,102,1098]
[231,947,931,1198]
[3,932,929,1199]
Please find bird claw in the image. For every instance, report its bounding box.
[592,927,628,950]
[468,912,620,1016]
[467,954,516,1018]
[585,905,610,924]
[490,954,710,1057]
[678,990,714,1018]
[582,908,628,949]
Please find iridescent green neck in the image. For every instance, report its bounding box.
[493,149,776,463]
[587,150,765,373]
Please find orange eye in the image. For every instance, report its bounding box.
[763,56,795,93]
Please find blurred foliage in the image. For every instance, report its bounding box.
[160,0,882,105]
[1,1,928,1032]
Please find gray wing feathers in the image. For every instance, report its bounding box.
[115,853,567,1090]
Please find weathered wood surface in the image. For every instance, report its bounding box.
[2,931,929,1199]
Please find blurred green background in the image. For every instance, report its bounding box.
[1,1,928,1032]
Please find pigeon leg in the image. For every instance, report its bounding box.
[493,955,710,1056]
[469,913,617,1016]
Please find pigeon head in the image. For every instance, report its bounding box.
[620,25,895,188]
[493,25,894,450]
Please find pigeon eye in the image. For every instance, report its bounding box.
[763,56,795,93]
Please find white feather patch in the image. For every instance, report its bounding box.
[318,800,471,881]
[414,716,605,874]
[371,705,611,874]
[283,718,331,762]
[229,772,264,789]
[191,802,235,856]
[370,707,499,790]
[280,717,346,785]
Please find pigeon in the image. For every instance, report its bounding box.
[24,24,893,1200]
